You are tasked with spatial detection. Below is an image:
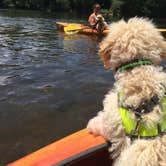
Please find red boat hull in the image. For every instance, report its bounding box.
[8,129,111,166]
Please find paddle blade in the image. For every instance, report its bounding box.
[64,24,83,35]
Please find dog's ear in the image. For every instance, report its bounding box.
[99,43,112,69]
[160,41,166,59]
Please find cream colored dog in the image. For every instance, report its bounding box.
[96,14,108,32]
[87,17,166,166]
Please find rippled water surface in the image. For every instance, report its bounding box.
[0,10,114,165]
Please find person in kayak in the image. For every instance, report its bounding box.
[88,3,108,32]
[88,3,101,29]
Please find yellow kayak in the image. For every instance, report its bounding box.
[56,21,166,37]
[56,22,110,35]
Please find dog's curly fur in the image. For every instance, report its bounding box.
[87,17,166,166]
[96,14,108,33]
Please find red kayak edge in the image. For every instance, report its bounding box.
[7,129,111,166]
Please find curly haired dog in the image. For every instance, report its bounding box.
[96,14,108,33]
[87,17,166,166]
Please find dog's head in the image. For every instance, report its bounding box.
[96,15,104,22]
[99,17,166,70]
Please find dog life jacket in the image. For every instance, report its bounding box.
[119,97,166,138]
[116,59,166,138]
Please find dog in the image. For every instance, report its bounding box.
[87,17,166,166]
[96,14,108,33]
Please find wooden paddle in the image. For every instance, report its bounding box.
[64,24,89,35]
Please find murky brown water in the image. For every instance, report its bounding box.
[0,10,114,165]
[0,10,166,165]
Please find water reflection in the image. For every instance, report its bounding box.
[62,34,98,53]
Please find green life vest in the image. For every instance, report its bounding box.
[119,97,166,137]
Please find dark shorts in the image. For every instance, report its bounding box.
[90,25,97,30]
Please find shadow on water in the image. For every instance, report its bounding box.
[0,10,114,165]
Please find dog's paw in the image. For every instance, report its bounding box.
[87,118,100,136]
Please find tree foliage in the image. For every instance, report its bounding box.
[114,0,166,18]
[1,0,166,18]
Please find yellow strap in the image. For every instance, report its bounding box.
[119,107,136,134]
[120,107,158,137]
[120,104,162,137]
[138,123,158,137]
[161,97,166,132]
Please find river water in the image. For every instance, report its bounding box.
[0,10,114,165]
[0,10,166,165]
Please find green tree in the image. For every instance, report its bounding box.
[1,0,166,18]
